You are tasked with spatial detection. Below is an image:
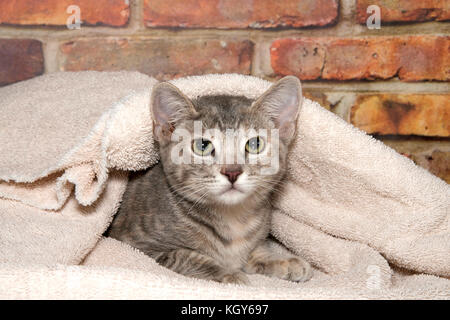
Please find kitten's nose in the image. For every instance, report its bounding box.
[220,165,243,184]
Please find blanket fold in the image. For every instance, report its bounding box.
[0,71,158,210]
[0,72,448,299]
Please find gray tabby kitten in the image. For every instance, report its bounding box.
[107,76,312,284]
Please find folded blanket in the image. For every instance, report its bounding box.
[0,71,448,299]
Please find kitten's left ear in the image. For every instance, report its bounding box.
[252,76,302,141]
[151,82,197,142]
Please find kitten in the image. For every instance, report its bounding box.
[107,76,312,284]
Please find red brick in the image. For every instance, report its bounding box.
[270,39,325,80]
[356,0,450,23]
[144,0,338,29]
[303,91,332,111]
[397,36,450,81]
[59,38,253,80]
[0,0,129,27]
[350,94,450,137]
[270,36,449,81]
[0,39,44,86]
[322,38,399,80]
[410,151,450,184]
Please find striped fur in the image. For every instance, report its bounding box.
[107,77,312,283]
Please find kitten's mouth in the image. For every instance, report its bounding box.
[222,185,244,195]
[215,184,249,205]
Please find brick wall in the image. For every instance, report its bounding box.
[0,0,448,183]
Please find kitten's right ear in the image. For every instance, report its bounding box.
[151,82,197,141]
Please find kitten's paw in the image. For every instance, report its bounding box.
[217,271,249,285]
[253,257,313,282]
[285,257,313,282]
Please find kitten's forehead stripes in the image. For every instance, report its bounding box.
[191,95,269,132]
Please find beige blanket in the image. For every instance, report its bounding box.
[0,72,448,299]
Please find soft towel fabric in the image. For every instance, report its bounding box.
[0,71,448,299]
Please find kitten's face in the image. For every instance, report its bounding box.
[151,77,302,207]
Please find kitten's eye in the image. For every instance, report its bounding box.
[192,138,215,156]
[245,136,265,154]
